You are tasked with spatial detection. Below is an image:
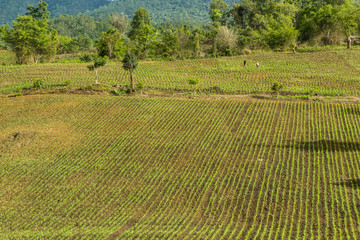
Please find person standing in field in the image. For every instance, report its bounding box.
[244,60,246,67]
[256,62,259,68]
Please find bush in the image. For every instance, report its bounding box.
[188,78,200,85]
[125,88,136,94]
[33,79,44,89]
[111,89,124,96]
[64,80,71,86]
[137,82,144,90]
[271,82,283,93]
[79,53,95,62]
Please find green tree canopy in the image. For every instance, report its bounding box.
[26,0,50,21]
[128,8,154,59]
[129,8,151,40]
[0,1,59,64]
[96,28,126,59]
[87,57,107,84]
[122,52,138,94]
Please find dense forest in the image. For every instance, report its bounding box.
[1,0,360,64]
[0,0,235,26]
[0,0,108,26]
[86,0,236,26]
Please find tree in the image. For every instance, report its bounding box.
[338,3,358,49]
[217,26,237,55]
[96,28,126,59]
[109,14,129,36]
[26,0,50,21]
[210,0,230,26]
[157,28,179,58]
[265,21,298,51]
[122,52,138,94]
[129,8,151,40]
[272,82,283,94]
[87,57,107,84]
[231,0,298,51]
[128,8,154,59]
[188,78,200,94]
[297,3,359,46]
[0,1,59,64]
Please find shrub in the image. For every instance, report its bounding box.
[271,82,283,93]
[33,79,44,89]
[79,53,95,62]
[188,78,200,85]
[64,80,71,86]
[137,82,144,90]
[125,88,136,94]
[111,89,124,96]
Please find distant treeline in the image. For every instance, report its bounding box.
[0,0,235,27]
[1,0,360,64]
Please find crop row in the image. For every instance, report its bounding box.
[1,50,360,95]
[1,95,360,238]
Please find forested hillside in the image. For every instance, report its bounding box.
[0,0,235,26]
[87,0,235,25]
[0,0,107,26]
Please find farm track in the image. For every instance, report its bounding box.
[1,94,360,239]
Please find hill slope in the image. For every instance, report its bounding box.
[86,0,236,25]
[0,0,108,26]
[0,0,235,26]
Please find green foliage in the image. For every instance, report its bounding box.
[128,8,154,59]
[271,82,284,93]
[129,8,151,39]
[297,2,359,45]
[122,52,138,71]
[26,0,50,20]
[137,82,144,90]
[125,88,137,94]
[122,52,138,93]
[0,1,59,64]
[33,79,44,89]
[209,0,229,26]
[78,53,96,62]
[189,78,200,85]
[50,14,111,40]
[87,57,107,83]
[64,80,71,86]
[265,22,298,50]
[96,28,126,59]
[0,0,108,26]
[110,88,123,96]
[58,35,93,53]
[87,57,107,71]
[232,0,299,50]
[89,0,232,26]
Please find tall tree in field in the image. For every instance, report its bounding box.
[122,52,138,94]
[128,8,153,59]
[0,0,59,64]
